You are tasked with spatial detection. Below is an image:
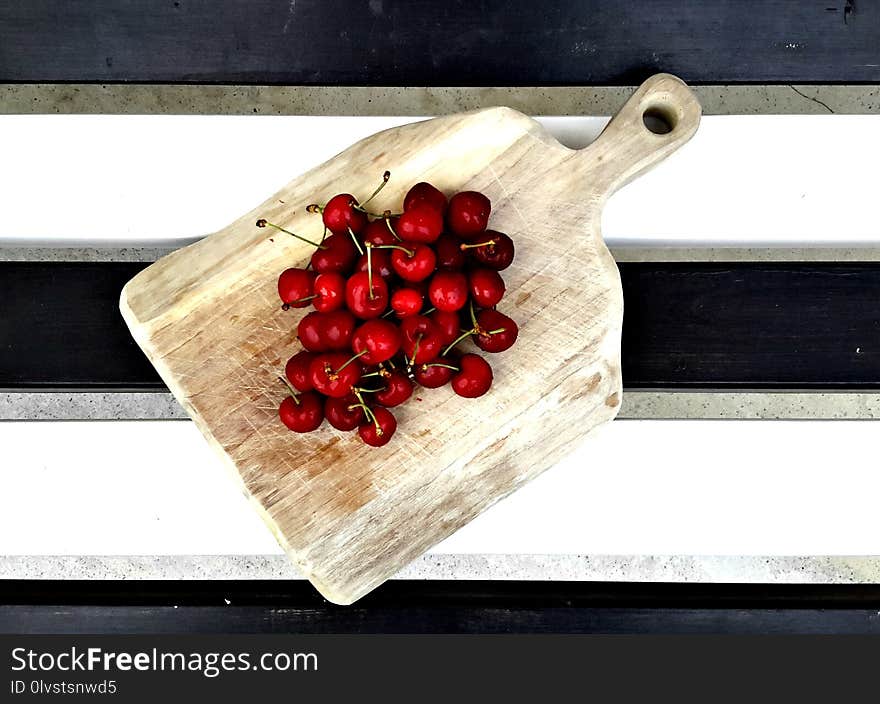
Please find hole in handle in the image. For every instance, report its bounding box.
[642,104,678,135]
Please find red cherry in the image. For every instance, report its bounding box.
[399,315,443,364]
[390,242,436,282]
[451,353,493,398]
[403,182,447,215]
[310,233,358,274]
[345,271,389,319]
[277,268,315,308]
[320,309,356,350]
[358,406,397,447]
[297,311,328,352]
[397,203,443,243]
[309,352,362,398]
[285,350,315,392]
[351,319,401,365]
[274,181,513,446]
[430,309,461,345]
[322,193,368,236]
[375,370,413,407]
[391,288,424,318]
[414,360,457,388]
[474,309,518,353]
[467,230,515,270]
[313,272,346,312]
[469,267,506,308]
[447,191,491,239]
[428,270,468,312]
[279,392,324,432]
[355,248,395,280]
[434,233,467,270]
[362,218,399,247]
[324,394,364,431]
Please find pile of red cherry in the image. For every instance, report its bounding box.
[261,172,518,447]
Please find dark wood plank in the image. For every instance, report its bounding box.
[0,262,160,390]
[1,1,878,85]
[1,581,879,634]
[8,605,880,634]
[620,263,880,388]
[3,261,880,391]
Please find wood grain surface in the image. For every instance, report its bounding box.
[120,74,700,603]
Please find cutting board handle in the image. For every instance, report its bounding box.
[582,73,701,197]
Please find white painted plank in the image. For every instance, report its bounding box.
[1,419,878,557]
[1,114,878,247]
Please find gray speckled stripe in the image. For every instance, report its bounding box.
[1,84,877,116]
[0,246,180,262]
[618,391,880,420]
[5,246,880,262]
[4,391,880,421]
[0,392,188,421]
[1,554,878,583]
[612,247,880,262]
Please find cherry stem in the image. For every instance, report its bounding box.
[352,386,383,394]
[424,362,459,371]
[350,401,377,424]
[365,243,376,300]
[352,199,403,218]
[373,244,415,257]
[348,402,373,415]
[352,393,382,435]
[487,327,506,335]
[277,376,301,405]
[422,306,436,315]
[347,226,364,256]
[469,299,478,328]
[460,239,497,251]
[256,219,327,249]
[284,294,318,308]
[442,329,475,356]
[384,215,402,241]
[335,349,368,374]
[409,335,422,365]
[361,371,383,378]
[359,170,391,208]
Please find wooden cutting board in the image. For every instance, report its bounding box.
[120,73,700,604]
